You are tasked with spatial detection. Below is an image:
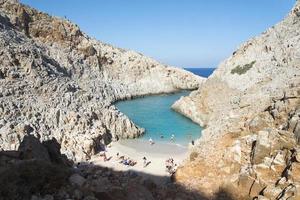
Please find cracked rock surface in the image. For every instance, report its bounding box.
[0,0,205,161]
[174,1,300,199]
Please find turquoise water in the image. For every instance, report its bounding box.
[115,91,202,146]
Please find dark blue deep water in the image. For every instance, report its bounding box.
[115,68,215,146]
[185,68,215,78]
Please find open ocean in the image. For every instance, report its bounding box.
[185,68,215,78]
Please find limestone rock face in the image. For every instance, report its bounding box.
[0,0,205,161]
[174,1,300,199]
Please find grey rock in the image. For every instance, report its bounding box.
[172,1,300,199]
[0,0,205,161]
[69,173,86,187]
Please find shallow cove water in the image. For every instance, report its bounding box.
[115,91,202,146]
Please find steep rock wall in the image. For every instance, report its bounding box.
[174,1,300,199]
[0,0,205,161]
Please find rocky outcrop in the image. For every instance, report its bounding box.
[0,135,230,200]
[174,1,300,199]
[0,0,205,161]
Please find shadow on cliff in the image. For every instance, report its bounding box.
[0,135,235,200]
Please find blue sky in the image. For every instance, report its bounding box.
[21,0,295,68]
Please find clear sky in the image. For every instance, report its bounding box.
[21,0,295,68]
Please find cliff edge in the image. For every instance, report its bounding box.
[173,1,300,199]
[0,0,205,161]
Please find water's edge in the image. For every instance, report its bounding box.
[113,68,214,147]
[115,90,202,146]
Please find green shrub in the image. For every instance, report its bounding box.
[231,61,256,75]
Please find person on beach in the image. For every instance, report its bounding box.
[165,158,176,174]
[119,156,125,163]
[120,157,128,165]
[149,138,154,145]
[143,157,151,167]
[119,157,136,166]
[124,158,130,165]
[160,134,164,139]
[128,159,137,166]
[103,152,108,161]
[170,134,175,142]
[99,151,108,161]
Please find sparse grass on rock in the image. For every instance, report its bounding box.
[231,61,256,75]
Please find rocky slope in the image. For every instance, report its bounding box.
[0,135,234,200]
[173,1,300,199]
[0,0,205,161]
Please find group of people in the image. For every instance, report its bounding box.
[98,150,153,168]
[149,134,176,145]
[165,158,177,175]
[98,149,179,175]
[116,153,137,166]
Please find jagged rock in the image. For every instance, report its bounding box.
[0,0,299,199]
[290,162,300,183]
[296,148,300,162]
[174,0,300,198]
[248,113,273,133]
[256,195,270,200]
[237,172,265,197]
[252,131,271,164]
[0,0,205,161]
[263,185,282,199]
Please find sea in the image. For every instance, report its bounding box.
[185,67,215,78]
[115,68,215,146]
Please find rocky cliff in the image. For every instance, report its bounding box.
[173,1,300,199]
[1,135,230,200]
[0,0,205,161]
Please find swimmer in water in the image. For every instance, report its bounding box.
[170,134,175,142]
[149,137,154,145]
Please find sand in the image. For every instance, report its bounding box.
[91,139,188,184]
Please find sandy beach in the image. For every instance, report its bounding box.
[91,139,188,184]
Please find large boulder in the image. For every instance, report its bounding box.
[252,131,271,164]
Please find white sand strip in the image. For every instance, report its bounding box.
[91,139,188,184]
